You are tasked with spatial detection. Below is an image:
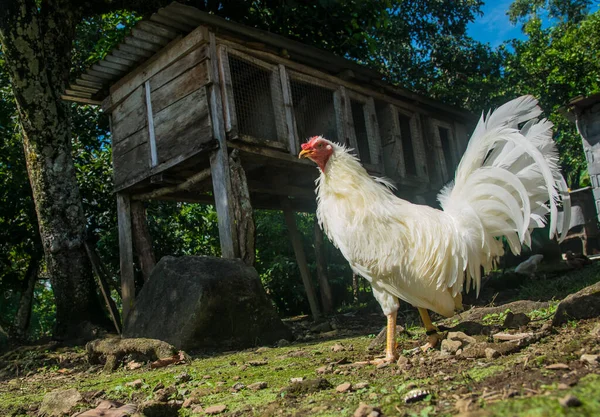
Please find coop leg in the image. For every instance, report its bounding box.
[229,149,255,265]
[117,193,135,324]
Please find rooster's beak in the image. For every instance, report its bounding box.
[299,149,312,159]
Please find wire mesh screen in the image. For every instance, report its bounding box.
[228,55,281,142]
[290,80,338,143]
[350,100,371,164]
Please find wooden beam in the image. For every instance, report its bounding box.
[130,201,156,282]
[314,218,333,315]
[84,241,122,334]
[281,197,321,320]
[208,32,238,259]
[61,95,102,105]
[132,167,211,201]
[279,64,299,155]
[144,80,158,167]
[117,193,135,324]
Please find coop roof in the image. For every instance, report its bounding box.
[64,1,469,118]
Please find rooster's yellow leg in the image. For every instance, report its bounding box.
[418,308,441,351]
[384,311,399,361]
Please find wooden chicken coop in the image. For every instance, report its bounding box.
[63,2,473,321]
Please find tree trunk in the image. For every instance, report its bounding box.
[229,149,256,266]
[0,0,108,340]
[352,273,359,304]
[314,218,333,315]
[13,256,40,339]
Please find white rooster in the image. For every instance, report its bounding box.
[299,96,570,362]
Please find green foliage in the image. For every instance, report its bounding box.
[482,309,512,325]
[502,8,600,187]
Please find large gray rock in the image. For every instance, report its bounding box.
[124,256,291,351]
[553,281,600,326]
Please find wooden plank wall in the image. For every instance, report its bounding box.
[110,43,212,190]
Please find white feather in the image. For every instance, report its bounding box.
[312,95,571,318]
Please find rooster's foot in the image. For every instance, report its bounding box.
[420,332,442,352]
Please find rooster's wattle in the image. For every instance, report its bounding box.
[299,96,570,361]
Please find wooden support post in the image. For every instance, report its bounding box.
[130,201,156,282]
[208,32,238,259]
[314,218,333,315]
[281,197,321,320]
[117,193,135,323]
[229,149,256,265]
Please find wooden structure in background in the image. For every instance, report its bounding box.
[64,2,473,322]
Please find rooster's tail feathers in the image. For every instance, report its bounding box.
[439,95,571,295]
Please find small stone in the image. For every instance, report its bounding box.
[353,402,382,417]
[316,365,333,374]
[191,405,204,413]
[559,394,582,408]
[311,405,330,412]
[502,311,531,329]
[455,397,476,413]
[203,374,212,379]
[558,383,570,390]
[447,331,476,345]
[126,361,143,370]
[182,397,196,408]
[336,383,352,393]
[232,382,245,391]
[126,379,144,389]
[290,377,304,383]
[277,339,291,347]
[580,354,599,365]
[310,321,333,333]
[396,356,410,368]
[376,362,389,369]
[154,386,176,402]
[441,339,462,354]
[39,389,82,417]
[248,359,268,366]
[232,375,240,381]
[205,404,227,414]
[354,382,369,389]
[485,348,500,360]
[590,324,600,337]
[331,343,346,352]
[175,372,191,383]
[546,363,570,370]
[247,381,268,391]
[255,347,271,353]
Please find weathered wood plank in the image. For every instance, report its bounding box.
[117,43,153,58]
[74,78,103,89]
[130,201,156,282]
[144,81,157,167]
[64,89,92,98]
[365,97,383,172]
[131,27,172,47]
[281,197,321,320]
[124,36,161,53]
[109,26,209,110]
[150,13,196,32]
[153,87,212,164]
[113,137,150,187]
[278,64,299,155]
[92,64,123,76]
[148,45,208,93]
[69,84,98,94]
[98,60,129,72]
[208,32,238,259]
[339,86,358,149]
[238,134,287,151]
[150,60,210,114]
[87,69,116,80]
[218,46,237,136]
[137,20,181,39]
[61,95,102,105]
[133,168,211,201]
[270,67,288,146]
[104,54,137,67]
[113,126,148,158]
[80,73,106,83]
[117,193,135,323]
[111,85,146,142]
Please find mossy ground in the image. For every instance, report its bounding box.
[1,263,600,417]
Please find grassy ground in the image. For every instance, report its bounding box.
[1,262,600,417]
